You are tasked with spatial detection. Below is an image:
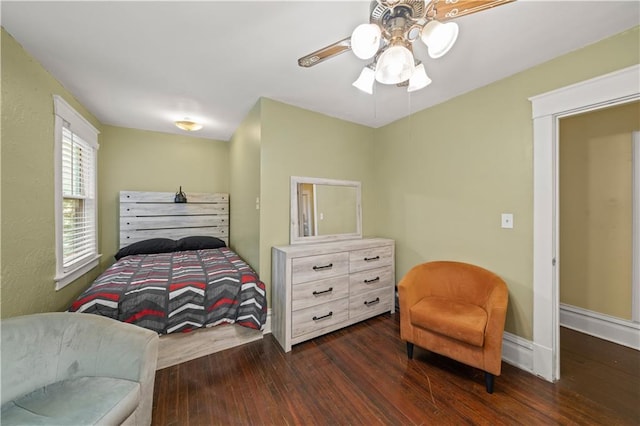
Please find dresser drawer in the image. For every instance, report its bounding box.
[349,287,393,320]
[292,276,349,311]
[349,266,393,296]
[349,245,393,273]
[292,252,349,284]
[292,298,349,338]
[272,238,395,352]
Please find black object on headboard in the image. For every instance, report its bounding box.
[174,186,187,203]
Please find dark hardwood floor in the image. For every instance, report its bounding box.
[559,326,639,424]
[152,314,639,425]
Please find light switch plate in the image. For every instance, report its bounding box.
[501,213,514,229]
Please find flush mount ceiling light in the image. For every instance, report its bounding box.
[298,0,514,94]
[175,119,203,132]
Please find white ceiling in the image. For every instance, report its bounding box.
[2,1,639,141]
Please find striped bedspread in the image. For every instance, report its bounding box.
[69,248,267,334]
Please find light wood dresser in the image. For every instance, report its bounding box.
[271,238,395,352]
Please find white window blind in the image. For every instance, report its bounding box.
[61,125,96,268]
[54,95,100,290]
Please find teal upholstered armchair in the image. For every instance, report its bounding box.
[1,312,159,425]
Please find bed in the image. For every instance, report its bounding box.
[69,191,267,369]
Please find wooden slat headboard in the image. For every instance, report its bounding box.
[119,191,229,249]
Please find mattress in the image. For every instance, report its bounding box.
[69,247,267,334]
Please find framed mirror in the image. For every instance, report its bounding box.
[290,176,362,244]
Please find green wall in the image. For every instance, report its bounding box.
[228,98,376,301]
[259,98,377,293]
[373,26,640,339]
[1,29,102,317]
[229,100,262,272]
[98,125,229,266]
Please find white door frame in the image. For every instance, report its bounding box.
[529,64,640,382]
[633,131,640,323]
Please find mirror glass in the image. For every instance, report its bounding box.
[290,176,362,244]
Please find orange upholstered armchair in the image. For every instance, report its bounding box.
[398,261,509,393]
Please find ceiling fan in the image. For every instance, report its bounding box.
[298,0,515,94]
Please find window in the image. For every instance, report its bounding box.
[53,95,100,290]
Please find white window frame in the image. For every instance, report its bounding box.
[53,95,101,290]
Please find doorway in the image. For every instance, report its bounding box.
[530,64,640,382]
[559,103,638,326]
[557,104,639,399]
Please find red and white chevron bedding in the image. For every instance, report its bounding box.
[69,248,267,334]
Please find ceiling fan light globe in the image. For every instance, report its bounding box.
[407,64,432,92]
[352,67,376,94]
[375,45,415,85]
[421,20,459,59]
[351,23,381,60]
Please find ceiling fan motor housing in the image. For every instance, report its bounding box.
[371,0,427,27]
[371,0,429,49]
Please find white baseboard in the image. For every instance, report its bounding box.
[268,310,538,375]
[271,306,634,376]
[264,310,539,376]
[263,308,272,334]
[560,303,639,350]
[502,331,534,374]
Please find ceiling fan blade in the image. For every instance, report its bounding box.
[298,37,351,67]
[433,0,515,21]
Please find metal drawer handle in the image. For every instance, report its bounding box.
[312,263,333,271]
[312,287,333,296]
[364,277,380,284]
[312,311,333,321]
[364,256,380,262]
[364,297,380,306]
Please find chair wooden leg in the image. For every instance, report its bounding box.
[484,372,494,394]
[406,342,414,359]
